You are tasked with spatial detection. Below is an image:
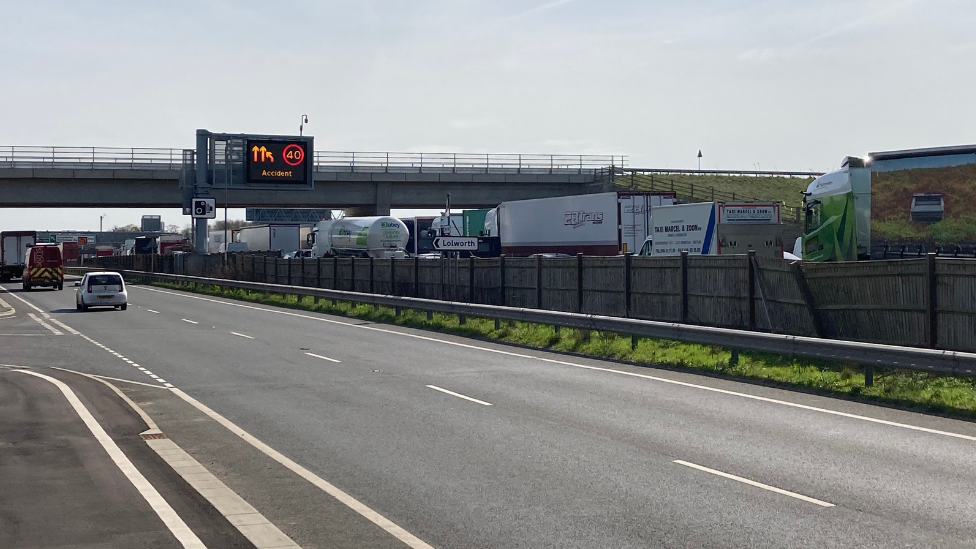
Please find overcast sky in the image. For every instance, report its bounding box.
[2,0,973,232]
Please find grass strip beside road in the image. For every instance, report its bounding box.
[151,281,976,420]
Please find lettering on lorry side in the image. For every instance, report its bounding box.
[564,211,604,228]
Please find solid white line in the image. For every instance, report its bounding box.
[0,296,11,309]
[52,368,162,429]
[134,285,976,442]
[0,286,44,312]
[305,352,341,363]
[674,460,834,508]
[14,370,206,548]
[27,313,63,335]
[426,385,493,406]
[181,319,198,324]
[168,387,436,549]
[53,370,169,390]
[230,332,254,339]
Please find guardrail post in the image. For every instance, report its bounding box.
[369,256,374,294]
[577,253,584,313]
[680,250,689,323]
[332,256,338,290]
[536,255,543,309]
[250,255,255,282]
[927,253,938,348]
[864,365,874,387]
[748,250,756,331]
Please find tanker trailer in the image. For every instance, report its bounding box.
[310,216,409,258]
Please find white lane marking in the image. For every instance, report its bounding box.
[230,332,254,339]
[168,387,437,549]
[41,312,51,319]
[674,460,834,508]
[135,285,976,442]
[305,352,341,363]
[13,370,207,548]
[51,370,169,390]
[0,286,44,312]
[181,319,199,324]
[147,309,160,314]
[53,368,162,429]
[27,313,63,335]
[47,318,80,335]
[0,296,12,309]
[426,385,493,406]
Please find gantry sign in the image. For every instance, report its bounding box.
[246,138,310,184]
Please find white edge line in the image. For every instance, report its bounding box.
[14,370,206,548]
[0,286,44,312]
[305,352,340,363]
[52,367,161,430]
[230,332,254,339]
[674,460,834,508]
[51,369,171,390]
[426,384,493,406]
[134,285,976,442]
[168,386,436,549]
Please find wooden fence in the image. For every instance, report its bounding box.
[90,252,976,353]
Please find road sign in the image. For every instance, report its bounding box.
[192,197,217,219]
[433,236,479,251]
[245,138,309,184]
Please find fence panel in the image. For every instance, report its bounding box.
[936,259,976,352]
[504,258,537,308]
[541,258,578,312]
[473,258,501,305]
[803,259,928,347]
[582,256,626,316]
[686,256,749,328]
[630,256,682,322]
[753,257,818,336]
[417,259,444,299]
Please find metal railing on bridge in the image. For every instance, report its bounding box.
[0,146,626,175]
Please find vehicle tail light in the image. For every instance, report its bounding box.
[87,281,92,293]
[118,284,123,293]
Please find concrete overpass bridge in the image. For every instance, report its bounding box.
[0,146,624,215]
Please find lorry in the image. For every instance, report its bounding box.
[309,216,409,258]
[1,231,37,281]
[491,192,676,256]
[801,144,976,261]
[644,202,784,257]
[237,224,302,254]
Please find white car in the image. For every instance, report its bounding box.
[76,272,127,311]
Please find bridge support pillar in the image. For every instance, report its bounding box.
[343,182,392,217]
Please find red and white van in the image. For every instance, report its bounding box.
[23,244,64,291]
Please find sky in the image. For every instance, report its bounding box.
[1,0,974,232]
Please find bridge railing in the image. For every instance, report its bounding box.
[0,146,184,170]
[313,151,626,174]
[0,146,626,175]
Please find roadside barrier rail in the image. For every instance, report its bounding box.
[69,268,976,380]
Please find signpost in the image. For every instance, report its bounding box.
[433,236,479,251]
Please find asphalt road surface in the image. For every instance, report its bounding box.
[4,279,976,548]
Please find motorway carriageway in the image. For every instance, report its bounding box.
[3,280,976,548]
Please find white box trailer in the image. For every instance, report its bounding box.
[647,202,783,257]
[236,224,301,253]
[496,192,675,256]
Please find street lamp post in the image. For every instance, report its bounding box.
[697,150,702,172]
[99,213,106,232]
[300,114,309,136]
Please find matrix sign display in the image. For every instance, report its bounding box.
[246,139,309,184]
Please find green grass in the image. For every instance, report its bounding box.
[620,173,815,210]
[152,280,976,420]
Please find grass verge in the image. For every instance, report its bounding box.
[151,280,976,420]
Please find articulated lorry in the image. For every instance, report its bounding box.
[490,192,676,256]
[645,202,784,257]
[237,224,302,254]
[801,144,976,261]
[1,231,37,281]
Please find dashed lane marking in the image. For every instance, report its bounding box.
[230,332,254,339]
[674,460,834,508]
[182,319,199,324]
[426,385,493,406]
[27,313,63,335]
[305,352,341,363]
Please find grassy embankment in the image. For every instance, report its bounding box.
[152,280,976,419]
[620,173,815,209]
